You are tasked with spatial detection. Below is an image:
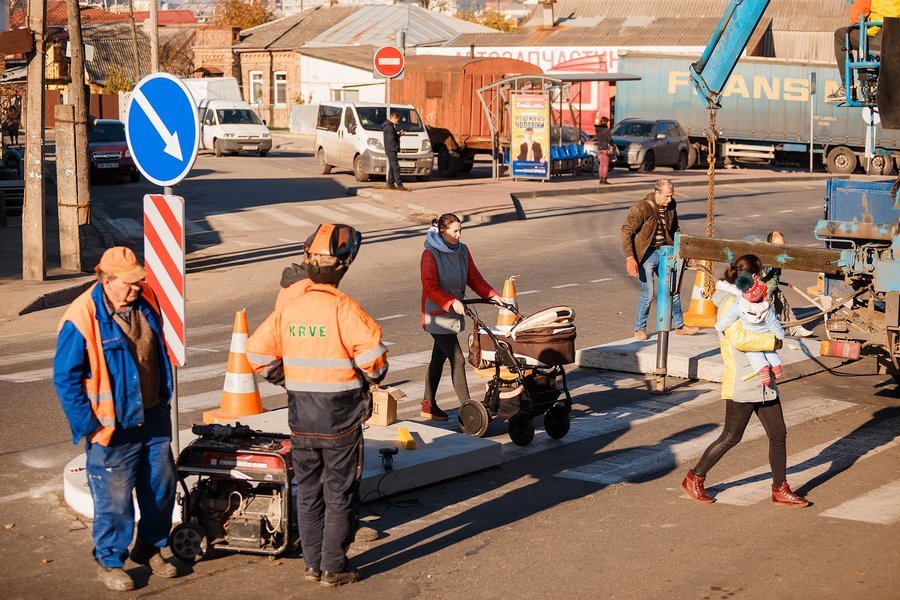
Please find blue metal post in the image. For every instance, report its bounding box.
[653,245,677,394]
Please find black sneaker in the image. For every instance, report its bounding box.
[304,567,322,582]
[825,85,846,103]
[320,570,360,587]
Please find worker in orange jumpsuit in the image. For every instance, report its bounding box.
[247,224,387,588]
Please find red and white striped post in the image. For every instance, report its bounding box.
[143,194,186,453]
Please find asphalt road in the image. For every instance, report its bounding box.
[0,144,896,599]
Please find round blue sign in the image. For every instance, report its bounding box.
[126,73,200,187]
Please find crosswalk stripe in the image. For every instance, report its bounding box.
[176,363,225,383]
[553,397,854,486]
[344,202,402,221]
[0,350,56,368]
[207,211,261,231]
[0,367,51,383]
[304,205,360,224]
[709,415,900,507]
[819,479,900,525]
[254,207,315,228]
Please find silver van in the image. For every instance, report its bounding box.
[314,101,433,182]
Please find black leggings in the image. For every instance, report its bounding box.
[424,333,470,403]
[693,398,787,486]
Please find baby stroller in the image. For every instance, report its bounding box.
[459,299,576,446]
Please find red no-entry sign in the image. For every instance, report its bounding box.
[373,46,405,79]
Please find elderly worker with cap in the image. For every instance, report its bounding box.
[53,247,180,592]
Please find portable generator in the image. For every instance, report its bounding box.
[168,423,294,562]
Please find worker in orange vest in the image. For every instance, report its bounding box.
[53,247,180,591]
[247,224,388,588]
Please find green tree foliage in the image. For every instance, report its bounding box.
[213,0,274,29]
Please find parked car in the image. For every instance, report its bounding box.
[314,101,433,182]
[611,118,691,172]
[89,119,139,183]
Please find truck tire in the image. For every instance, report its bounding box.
[316,148,332,174]
[459,160,474,174]
[437,146,459,178]
[214,139,223,157]
[687,143,699,169]
[675,150,688,171]
[825,146,857,174]
[639,151,656,172]
[865,152,895,176]
[353,154,369,182]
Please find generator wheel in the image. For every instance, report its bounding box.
[543,405,570,440]
[458,400,490,437]
[508,412,535,446]
[169,522,208,563]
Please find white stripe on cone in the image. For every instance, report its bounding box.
[223,372,259,394]
[230,332,247,354]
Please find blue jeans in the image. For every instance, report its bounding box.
[635,248,685,332]
[85,405,175,568]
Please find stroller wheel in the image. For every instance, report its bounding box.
[508,412,535,446]
[543,405,570,440]
[458,401,491,437]
[169,522,208,563]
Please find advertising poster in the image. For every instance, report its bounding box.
[511,92,550,179]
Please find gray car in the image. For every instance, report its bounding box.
[612,119,691,172]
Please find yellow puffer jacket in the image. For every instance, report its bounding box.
[870,0,900,35]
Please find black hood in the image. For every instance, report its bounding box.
[280,262,307,288]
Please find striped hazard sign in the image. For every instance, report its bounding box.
[143,194,186,366]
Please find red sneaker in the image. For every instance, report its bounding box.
[680,469,714,504]
[771,482,810,508]
[420,399,449,421]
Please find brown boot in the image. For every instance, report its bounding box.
[771,482,809,508]
[420,399,448,421]
[680,469,714,504]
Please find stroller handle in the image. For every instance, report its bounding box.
[462,297,519,315]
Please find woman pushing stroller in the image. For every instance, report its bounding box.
[420,213,502,421]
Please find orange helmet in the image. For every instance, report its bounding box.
[304,224,361,284]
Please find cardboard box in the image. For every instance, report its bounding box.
[366,387,405,426]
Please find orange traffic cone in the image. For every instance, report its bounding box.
[683,270,718,328]
[496,276,518,332]
[203,310,266,424]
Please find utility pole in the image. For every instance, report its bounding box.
[66,0,90,232]
[55,104,81,271]
[150,0,159,72]
[127,0,142,77]
[23,0,46,281]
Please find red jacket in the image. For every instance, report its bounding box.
[420,249,497,331]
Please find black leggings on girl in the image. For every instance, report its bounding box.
[424,333,470,403]
[693,398,787,486]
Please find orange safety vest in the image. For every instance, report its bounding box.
[248,279,387,437]
[58,282,162,446]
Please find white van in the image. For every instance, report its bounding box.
[314,101,433,182]
[183,77,272,157]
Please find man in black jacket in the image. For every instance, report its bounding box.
[382,113,407,191]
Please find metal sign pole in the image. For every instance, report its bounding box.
[164,183,179,455]
[809,73,815,173]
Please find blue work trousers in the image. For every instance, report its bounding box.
[635,247,685,332]
[292,432,363,573]
[85,404,175,568]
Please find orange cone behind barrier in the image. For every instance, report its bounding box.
[203,310,266,424]
[683,271,718,328]
[496,276,518,332]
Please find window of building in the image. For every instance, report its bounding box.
[330,88,360,102]
[249,71,263,104]
[274,71,287,106]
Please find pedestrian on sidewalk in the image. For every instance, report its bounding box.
[420,213,501,420]
[53,247,181,592]
[248,224,388,588]
[763,231,814,337]
[383,112,407,191]
[5,105,19,146]
[681,254,810,508]
[620,179,698,340]
[594,116,613,184]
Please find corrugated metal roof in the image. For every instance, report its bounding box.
[523,0,732,27]
[306,4,493,48]
[446,16,729,48]
[236,6,358,51]
[81,24,152,86]
[299,45,376,71]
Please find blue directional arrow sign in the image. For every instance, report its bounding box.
[126,73,199,187]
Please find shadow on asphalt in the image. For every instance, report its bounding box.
[348,385,716,577]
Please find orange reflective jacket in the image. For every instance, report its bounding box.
[247,280,387,443]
